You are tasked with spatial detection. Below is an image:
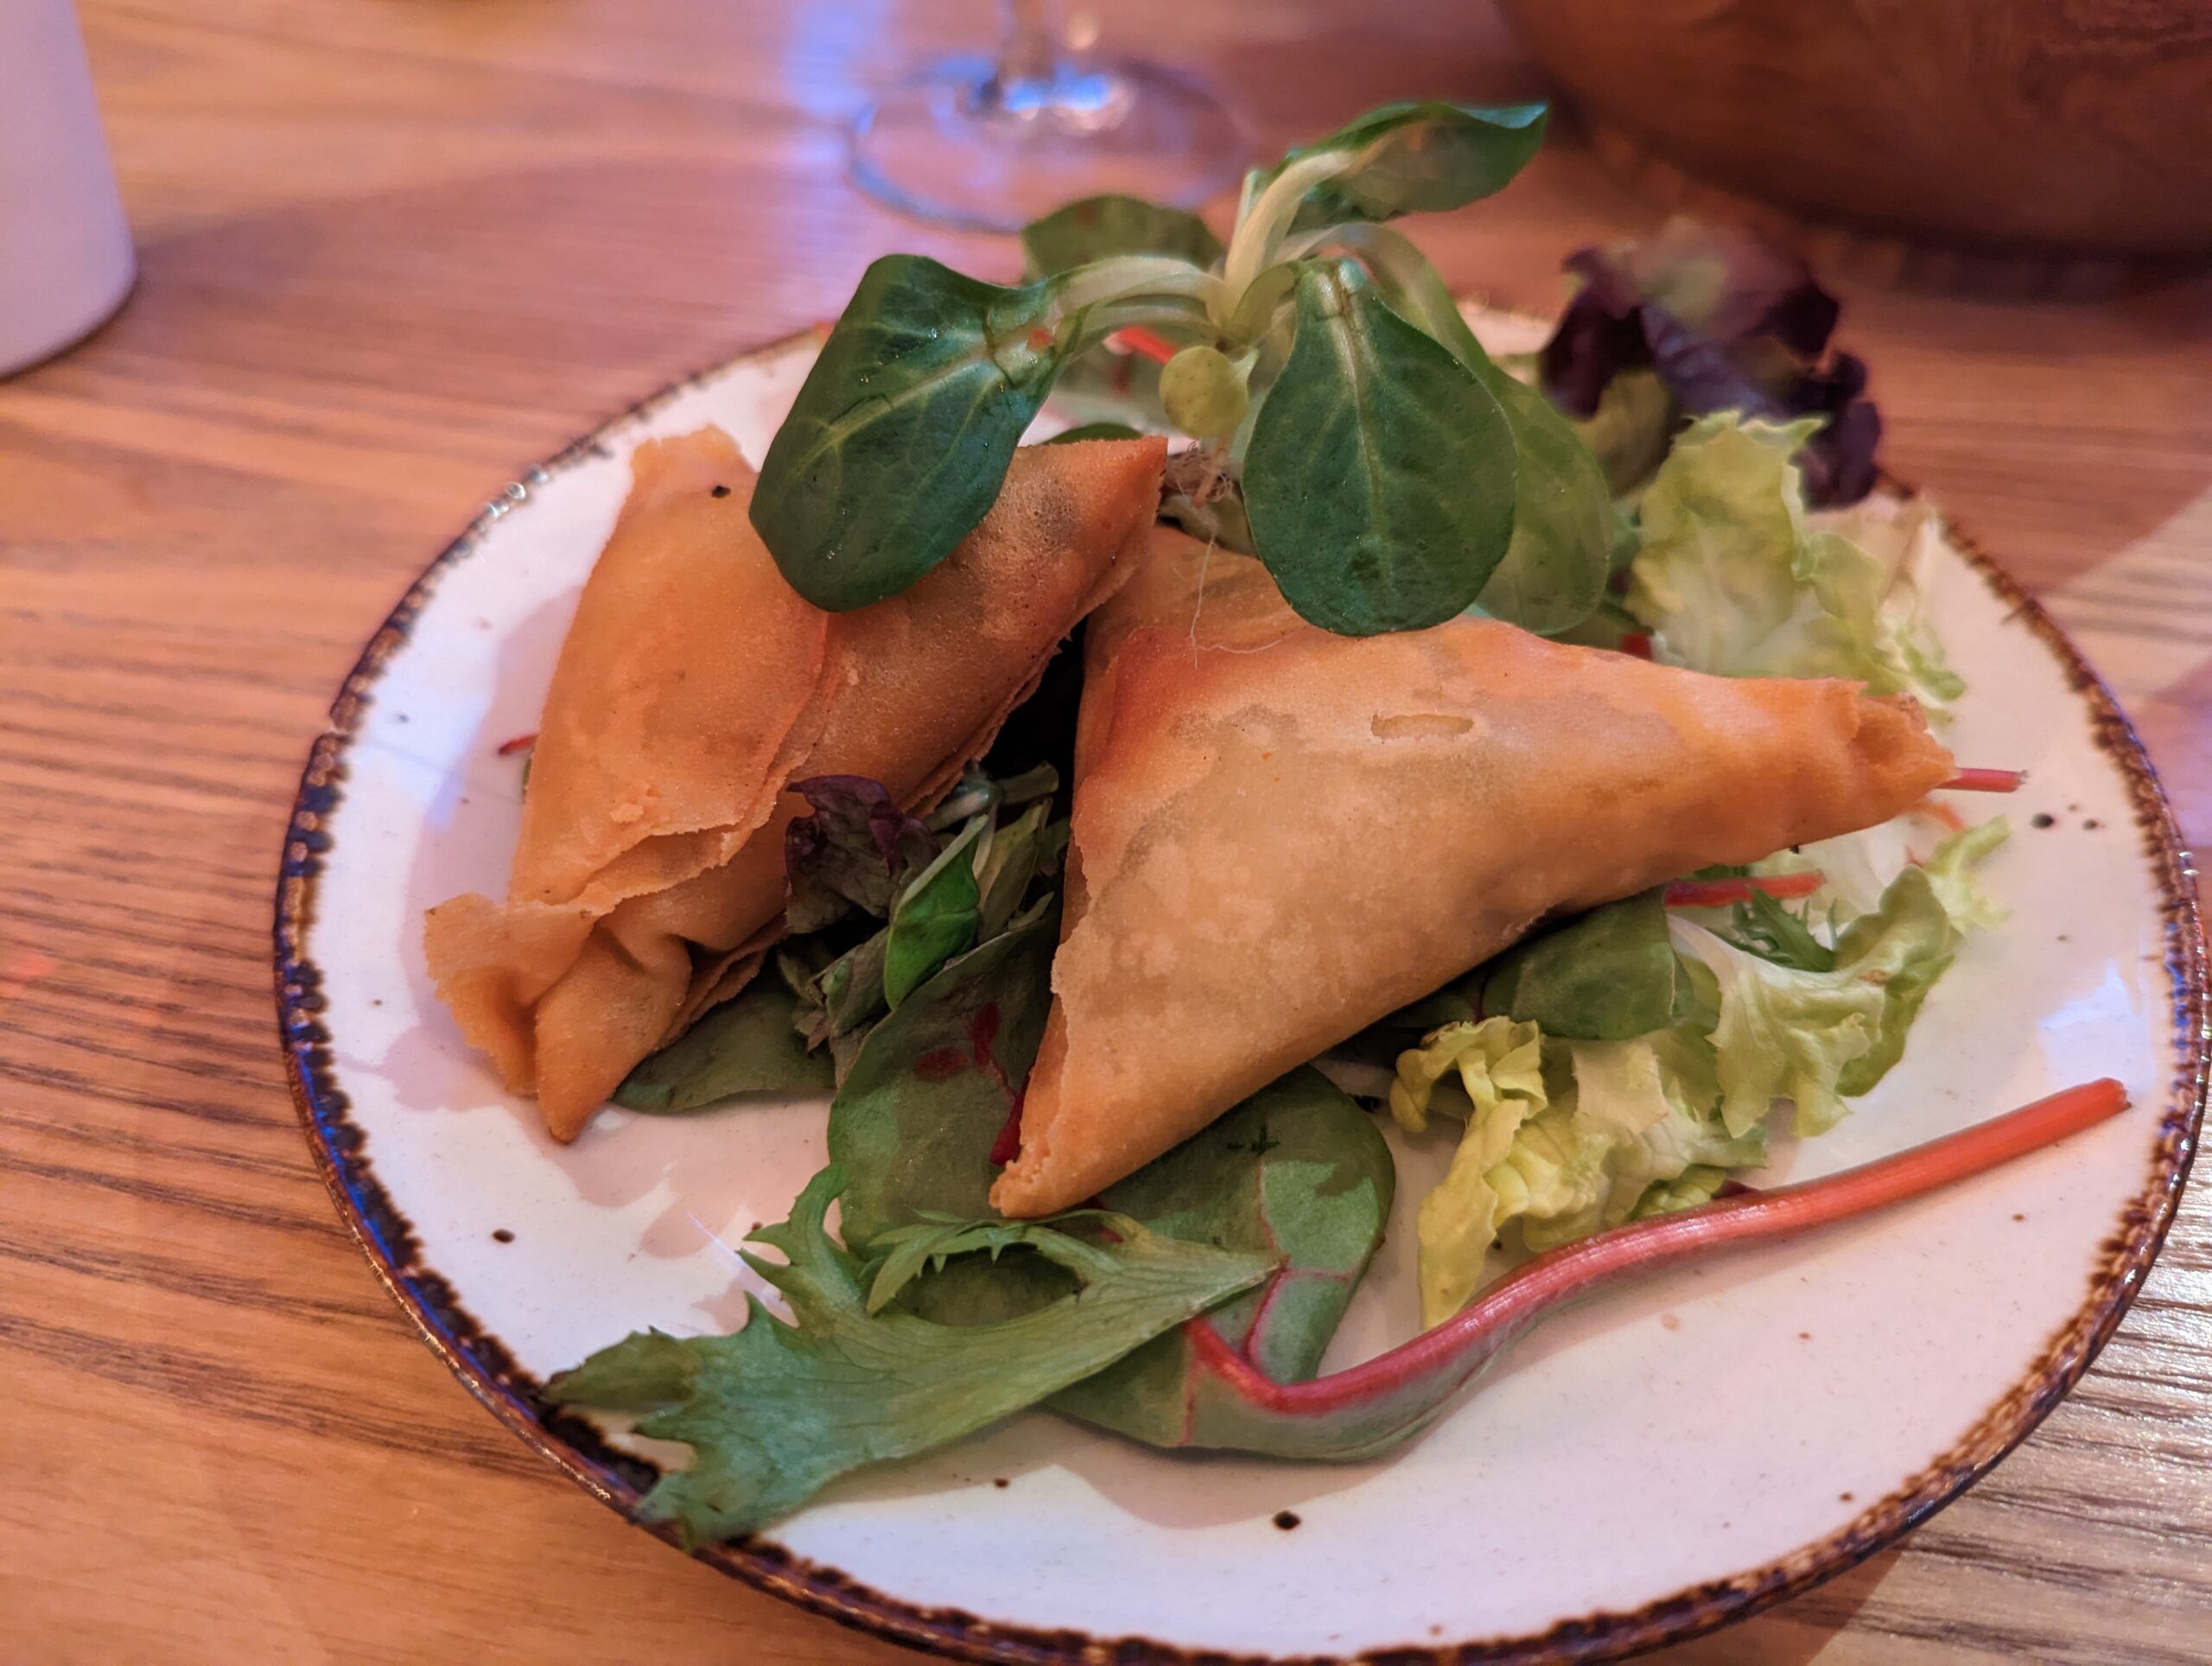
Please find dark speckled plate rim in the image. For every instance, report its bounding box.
[273,321,2207,1665]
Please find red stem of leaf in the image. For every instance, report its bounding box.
[1664,870,1826,908]
[495,732,537,756]
[1942,768,2024,793]
[988,1095,1025,1167]
[1185,1078,2128,1417]
[1112,326,1179,366]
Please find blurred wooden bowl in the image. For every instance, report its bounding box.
[1494,0,2212,260]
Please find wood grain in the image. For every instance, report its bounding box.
[2,2,2208,1660]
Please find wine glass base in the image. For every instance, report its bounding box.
[850,54,1246,233]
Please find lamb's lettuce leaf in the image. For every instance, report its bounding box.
[547,1167,1272,1542]
[752,257,1068,611]
[1020,195,1223,278]
[1258,101,1548,232]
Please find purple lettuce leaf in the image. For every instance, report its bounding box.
[785,774,939,932]
[1538,221,1880,506]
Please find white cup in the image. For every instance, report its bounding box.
[0,0,135,378]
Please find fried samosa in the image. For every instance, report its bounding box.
[426,425,1166,1140]
[990,529,1955,1217]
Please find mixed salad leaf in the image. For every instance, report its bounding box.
[554,106,2033,1543]
[1625,414,1964,718]
[1049,1069,1395,1447]
[549,1167,1272,1543]
[613,980,830,1111]
[1388,824,2007,1323]
[1539,219,1881,507]
[752,102,1615,638]
[830,897,1058,1247]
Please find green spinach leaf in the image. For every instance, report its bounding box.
[830,900,1058,1249]
[751,256,1066,611]
[1482,892,1676,1040]
[1243,262,1516,634]
[614,979,833,1111]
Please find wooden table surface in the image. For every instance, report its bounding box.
[3,3,2209,1660]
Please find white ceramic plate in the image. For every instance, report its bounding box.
[276,310,2205,1662]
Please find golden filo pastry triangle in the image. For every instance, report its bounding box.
[989,528,1956,1218]
[425,425,1166,1140]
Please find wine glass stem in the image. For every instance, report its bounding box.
[995,0,1070,88]
[976,0,1130,130]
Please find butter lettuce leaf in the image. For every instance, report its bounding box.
[547,1166,1272,1542]
[1626,414,1962,718]
[1814,494,1966,711]
[1390,1017,1764,1323]
[1390,1017,1549,1323]
[1391,813,1999,1324]
[1389,1014,1547,1137]
[1923,817,2012,932]
[1671,862,1960,1137]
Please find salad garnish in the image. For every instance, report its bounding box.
[554,1080,2125,1521]
[550,1166,1274,1543]
[1538,218,1881,508]
[750,102,1617,638]
[401,103,2111,1548]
